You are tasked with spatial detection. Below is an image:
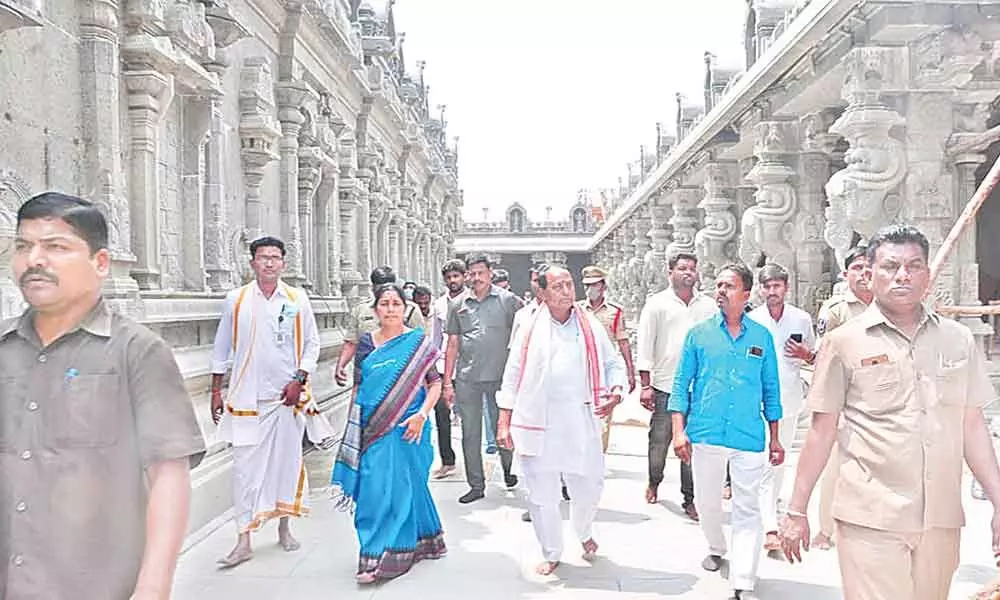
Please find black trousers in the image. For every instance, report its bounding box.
[648,389,695,506]
[434,395,456,467]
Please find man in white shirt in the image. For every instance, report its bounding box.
[210,236,333,568]
[747,263,816,551]
[431,259,468,479]
[636,252,717,518]
[497,266,627,576]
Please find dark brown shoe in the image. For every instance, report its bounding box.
[684,503,699,522]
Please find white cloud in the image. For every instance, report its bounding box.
[392,0,746,221]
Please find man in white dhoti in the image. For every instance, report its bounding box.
[209,236,334,568]
[497,266,627,576]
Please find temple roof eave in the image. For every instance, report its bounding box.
[588,0,862,250]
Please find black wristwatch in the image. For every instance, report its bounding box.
[293,372,308,385]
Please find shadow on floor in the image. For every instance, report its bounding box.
[551,557,699,595]
[956,562,995,586]
[754,578,842,599]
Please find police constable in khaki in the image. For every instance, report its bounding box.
[578,265,636,452]
[0,193,207,599]
[333,265,423,385]
[810,244,873,551]
[780,224,1000,600]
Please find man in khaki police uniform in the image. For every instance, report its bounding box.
[810,244,872,550]
[578,265,636,453]
[780,224,1000,600]
[334,265,423,385]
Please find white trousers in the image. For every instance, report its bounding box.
[521,458,604,563]
[759,391,802,533]
[693,443,767,592]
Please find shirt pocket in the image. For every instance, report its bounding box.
[851,363,903,413]
[935,359,969,406]
[46,370,122,449]
[457,309,480,335]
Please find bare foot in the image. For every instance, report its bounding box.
[581,538,599,561]
[645,486,658,504]
[811,532,834,550]
[355,571,376,584]
[216,545,253,569]
[278,529,301,552]
[535,560,560,576]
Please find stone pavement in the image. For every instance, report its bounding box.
[174,399,998,600]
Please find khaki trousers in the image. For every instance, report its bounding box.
[836,520,960,600]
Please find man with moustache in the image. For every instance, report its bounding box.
[442,254,521,503]
[811,244,872,550]
[430,259,467,479]
[0,193,206,599]
[748,264,816,551]
[671,262,784,600]
[780,225,1000,600]
[497,266,626,576]
[636,252,717,517]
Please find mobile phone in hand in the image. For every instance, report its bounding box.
[790,333,803,343]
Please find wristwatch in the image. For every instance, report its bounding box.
[293,372,308,385]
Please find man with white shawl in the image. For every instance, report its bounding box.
[209,236,334,568]
[497,266,627,576]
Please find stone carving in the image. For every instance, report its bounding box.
[0,0,43,32]
[165,0,214,61]
[666,186,700,258]
[914,27,984,88]
[0,170,30,318]
[695,162,738,289]
[741,121,797,272]
[238,57,280,241]
[824,48,907,266]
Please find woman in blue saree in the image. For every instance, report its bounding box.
[332,283,447,584]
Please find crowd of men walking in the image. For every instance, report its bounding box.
[0,191,998,600]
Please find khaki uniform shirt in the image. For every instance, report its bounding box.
[577,299,629,344]
[816,289,868,338]
[345,297,424,343]
[808,303,996,532]
[0,300,206,599]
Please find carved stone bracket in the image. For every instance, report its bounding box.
[741,121,798,273]
[666,186,701,259]
[824,47,908,267]
[695,161,738,290]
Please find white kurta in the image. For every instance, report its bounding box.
[747,303,815,533]
[498,310,626,562]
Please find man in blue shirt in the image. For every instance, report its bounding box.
[669,262,784,600]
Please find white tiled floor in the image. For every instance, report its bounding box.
[174,399,998,599]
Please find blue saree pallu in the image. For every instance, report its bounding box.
[331,329,446,580]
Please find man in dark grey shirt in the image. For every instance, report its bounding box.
[443,254,521,503]
[0,193,206,599]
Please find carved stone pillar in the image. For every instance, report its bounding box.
[953,152,992,344]
[238,57,280,282]
[405,218,419,279]
[78,0,137,296]
[647,192,673,292]
[695,161,738,291]
[275,80,316,287]
[297,147,322,290]
[339,189,361,299]
[824,47,908,268]
[124,70,170,289]
[314,155,340,296]
[666,185,701,259]
[742,121,798,295]
[389,211,403,276]
[796,110,838,312]
[632,206,652,301]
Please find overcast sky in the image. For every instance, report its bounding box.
[393,0,747,223]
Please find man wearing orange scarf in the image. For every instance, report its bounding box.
[497,266,627,576]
